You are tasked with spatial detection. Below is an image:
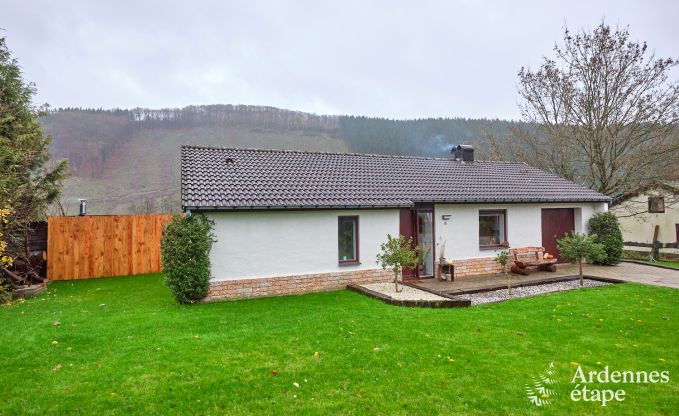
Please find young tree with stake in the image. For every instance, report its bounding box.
[557,233,606,286]
[376,234,419,293]
[495,250,512,295]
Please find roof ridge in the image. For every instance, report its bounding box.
[180,145,526,164]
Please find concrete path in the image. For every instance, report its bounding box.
[415,262,679,294]
[584,262,679,289]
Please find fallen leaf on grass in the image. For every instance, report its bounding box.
[52,321,61,326]
[271,370,279,376]
[516,332,524,336]
[293,382,300,388]
[51,340,58,345]
[52,364,62,371]
[373,347,380,352]
[570,362,579,366]
[659,358,666,362]
[312,351,320,359]
[193,335,200,340]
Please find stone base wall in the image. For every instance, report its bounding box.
[206,268,393,301]
[435,256,502,279]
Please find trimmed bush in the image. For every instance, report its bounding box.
[587,212,624,265]
[161,214,215,304]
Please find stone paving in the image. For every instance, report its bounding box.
[361,282,448,301]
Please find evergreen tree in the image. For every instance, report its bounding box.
[0,35,68,284]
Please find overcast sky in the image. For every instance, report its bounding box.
[3,0,678,119]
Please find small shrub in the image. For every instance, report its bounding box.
[0,282,13,304]
[161,214,215,304]
[557,232,606,286]
[495,250,512,294]
[587,212,624,265]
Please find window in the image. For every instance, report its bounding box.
[338,216,359,264]
[648,197,665,213]
[479,210,507,248]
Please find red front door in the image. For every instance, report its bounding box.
[541,208,575,262]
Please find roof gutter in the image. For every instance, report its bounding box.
[183,198,610,212]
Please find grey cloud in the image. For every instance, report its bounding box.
[3,0,678,119]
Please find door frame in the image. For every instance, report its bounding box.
[400,204,435,280]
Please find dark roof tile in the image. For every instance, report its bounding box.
[181,146,610,209]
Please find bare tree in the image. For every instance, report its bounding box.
[489,23,679,207]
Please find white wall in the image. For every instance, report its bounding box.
[206,209,399,281]
[206,202,608,280]
[434,202,608,260]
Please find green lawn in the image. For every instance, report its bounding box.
[626,259,679,269]
[1,275,677,415]
[623,255,679,270]
[650,261,679,269]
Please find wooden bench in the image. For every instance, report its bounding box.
[510,246,557,275]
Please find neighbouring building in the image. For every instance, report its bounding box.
[181,145,610,301]
[611,182,679,258]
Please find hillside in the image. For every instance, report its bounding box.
[42,105,518,214]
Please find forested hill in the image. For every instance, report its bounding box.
[42,105,520,214]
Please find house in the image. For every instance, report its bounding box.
[181,145,610,300]
[611,182,679,259]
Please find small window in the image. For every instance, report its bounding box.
[648,197,665,213]
[338,216,359,264]
[479,210,507,248]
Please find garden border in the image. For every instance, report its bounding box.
[346,283,471,308]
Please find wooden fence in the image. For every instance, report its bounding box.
[47,214,175,281]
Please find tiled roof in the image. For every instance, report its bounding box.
[181,146,611,209]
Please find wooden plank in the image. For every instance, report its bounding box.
[46,217,55,280]
[114,215,126,277]
[90,217,105,278]
[102,217,114,278]
[143,215,154,273]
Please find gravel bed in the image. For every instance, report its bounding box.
[361,282,448,301]
[462,279,611,305]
